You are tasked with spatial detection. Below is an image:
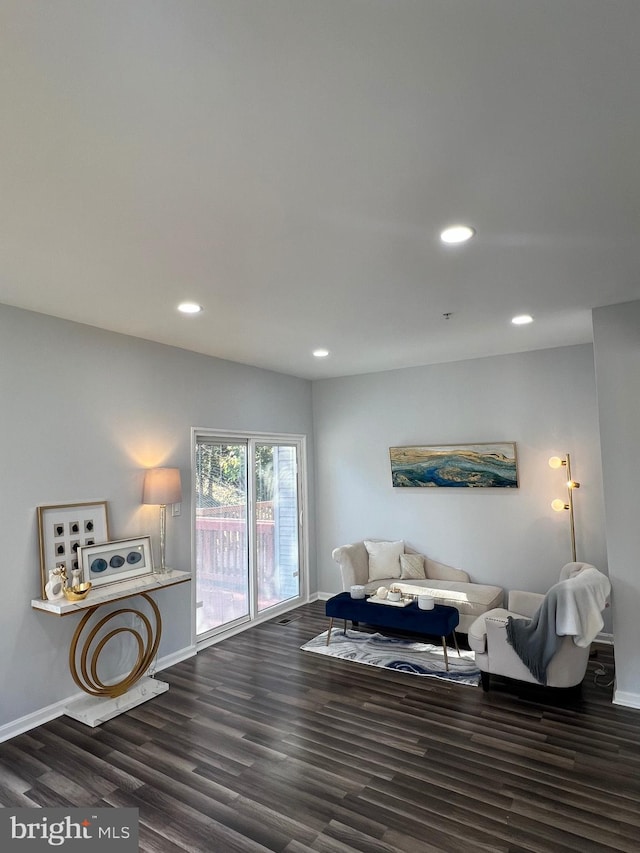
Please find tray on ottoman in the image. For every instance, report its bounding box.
[367,596,411,607]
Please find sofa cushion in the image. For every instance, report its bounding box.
[362,577,503,623]
[400,553,426,580]
[396,579,503,621]
[364,539,403,581]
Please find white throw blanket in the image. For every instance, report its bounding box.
[554,566,611,646]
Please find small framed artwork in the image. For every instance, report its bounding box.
[78,536,154,588]
[37,501,109,598]
[389,442,519,488]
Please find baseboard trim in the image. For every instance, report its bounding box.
[613,689,640,710]
[0,697,69,745]
[154,644,197,674]
[0,642,197,744]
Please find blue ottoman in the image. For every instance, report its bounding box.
[325,591,460,670]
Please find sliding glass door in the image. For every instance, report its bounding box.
[255,443,300,613]
[195,440,250,631]
[194,432,304,639]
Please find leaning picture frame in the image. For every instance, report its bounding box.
[37,501,110,599]
[77,536,154,588]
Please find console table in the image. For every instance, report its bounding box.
[31,569,191,726]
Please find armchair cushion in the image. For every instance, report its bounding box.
[507,589,544,618]
[364,539,403,581]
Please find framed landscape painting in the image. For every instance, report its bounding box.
[389,442,519,488]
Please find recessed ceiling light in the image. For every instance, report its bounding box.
[313,348,330,358]
[440,224,475,244]
[178,301,202,315]
[511,314,534,325]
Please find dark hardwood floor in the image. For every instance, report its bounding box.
[1,600,639,852]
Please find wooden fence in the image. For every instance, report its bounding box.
[195,513,274,588]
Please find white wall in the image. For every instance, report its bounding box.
[313,345,608,610]
[0,304,314,734]
[593,300,640,708]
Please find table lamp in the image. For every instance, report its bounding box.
[142,467,182,573]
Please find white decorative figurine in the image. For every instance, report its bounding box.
[45,567,66,601]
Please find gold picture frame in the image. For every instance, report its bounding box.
[37,501,110,599]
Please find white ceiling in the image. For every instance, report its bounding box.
[2,1,639,379]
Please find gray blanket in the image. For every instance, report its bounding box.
[506,587,563,685]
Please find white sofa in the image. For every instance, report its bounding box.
[331,539,504,633]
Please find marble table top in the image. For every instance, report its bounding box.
[31,568,191,616]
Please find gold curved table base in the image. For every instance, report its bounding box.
[69,592,162,698]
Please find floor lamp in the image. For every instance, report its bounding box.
[549,453,580,562]
[143,467,182,573]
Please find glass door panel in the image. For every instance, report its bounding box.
[255,444,300,612]
[195,441,249,634]
[195,432,304,642]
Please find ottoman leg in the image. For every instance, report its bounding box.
[326,618,334,645]
[452,632,461,656]
[441,637,450,671]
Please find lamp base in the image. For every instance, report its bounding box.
[157,504,168,574]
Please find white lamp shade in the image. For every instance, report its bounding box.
[143,467,182,505]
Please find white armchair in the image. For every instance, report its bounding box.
[468,562,610,691]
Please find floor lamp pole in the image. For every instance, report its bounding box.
[566,453,577,563]
[550,452,580,563]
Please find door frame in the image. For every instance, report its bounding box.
[190,427,309,650]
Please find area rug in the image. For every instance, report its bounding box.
[301,628,480,686]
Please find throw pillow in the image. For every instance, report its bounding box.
[400,553,426,580]
[364,539,404,581]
